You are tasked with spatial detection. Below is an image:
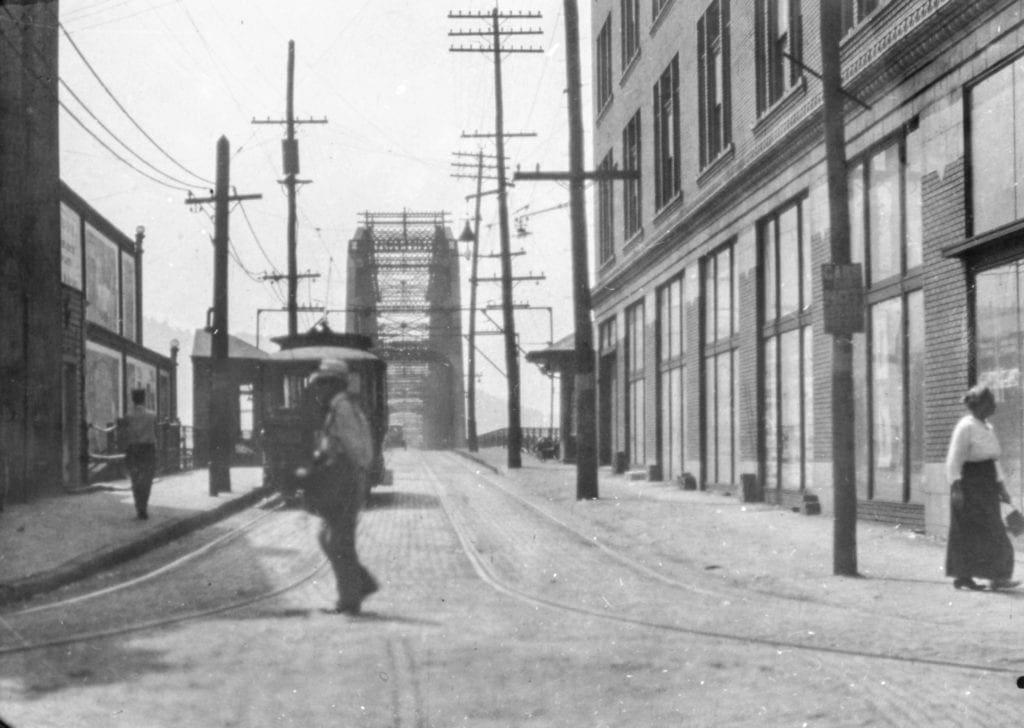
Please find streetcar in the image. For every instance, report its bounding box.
[257,324,389,496]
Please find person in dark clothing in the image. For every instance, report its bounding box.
[122,388,157,519]
[945,384,1019,591]
[297,359,378,615]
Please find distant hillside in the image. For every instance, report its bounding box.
[473,388,548,434]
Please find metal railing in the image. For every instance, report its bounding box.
[88,421,196,481]
[477,427,560,456]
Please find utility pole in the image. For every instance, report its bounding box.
[185,137,261,496]
[449,8,543,469]
[253,40,327,336]
[460,150,486,452]
[514,0,637,499]
[819,0,863,576]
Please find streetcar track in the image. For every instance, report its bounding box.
[7,499,289,617]
[0,502,329,655]
[425,454,1021,677]
[442,451,964,628]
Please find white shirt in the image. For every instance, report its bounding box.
[945,414,1004,484]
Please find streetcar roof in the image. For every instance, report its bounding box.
[264,345,380,364]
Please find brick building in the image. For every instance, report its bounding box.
[590,0,1024,534]
[1,1,62,503]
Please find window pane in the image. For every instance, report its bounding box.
[848,163,865,265]
[907,291,924,502]
[871,297,904,502]
[905,126,923,269]
[780,329,802,488]
[802,325,814,483]
[717,248,732,339]
[976,263,1024,499]
[705,258,716,343]
[801,201,813,313]
[764,336,778,490]
[705,360,717,483]
[853,330,869,499]
[779,205,800,316]
[763,220,777,322]
[672,366,684,478]
[971,63,1016,233]
[717,352,733,484]
[869,144,901,283]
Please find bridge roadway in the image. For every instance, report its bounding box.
[0,450,1019,726]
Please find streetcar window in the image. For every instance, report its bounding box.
[283,374,305,408]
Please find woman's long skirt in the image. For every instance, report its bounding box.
[945,460,1014,580]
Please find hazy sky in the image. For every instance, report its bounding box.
[58,0,594,427]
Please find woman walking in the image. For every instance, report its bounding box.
[945,384,1019,591]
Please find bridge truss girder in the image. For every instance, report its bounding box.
[346,211,465,449]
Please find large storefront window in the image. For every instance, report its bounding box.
[970,56,1024,235]
[598,318,619,466]
[761,199,813,492]
[657,275,685,480]
[625,300,646,466]
[849,130,924,503]
[703,244,737,485]
[975,261,1024,500]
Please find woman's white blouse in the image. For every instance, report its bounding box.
[945,414,1004,484]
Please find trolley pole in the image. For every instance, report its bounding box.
[467,150,484,452]
[186,137,261,496]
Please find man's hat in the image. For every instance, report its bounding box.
[311,358,349,382]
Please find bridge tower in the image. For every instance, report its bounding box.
[346,211,465,449]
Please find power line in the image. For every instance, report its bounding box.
[59,21,214,185]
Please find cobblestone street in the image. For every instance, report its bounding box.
[2,450,1023,726]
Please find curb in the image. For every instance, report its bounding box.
[0,486,276,610]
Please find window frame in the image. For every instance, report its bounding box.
[755,0,802,116]
[701,242,738,486]
[620,0,641,72]
[596,14,614,114]
[622,110,643,240]
[697,0,732,170]
[597,150,616,265]
[653,55,681,210]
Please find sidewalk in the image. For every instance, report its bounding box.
[455,448,1024,607]
[0,467,272,608]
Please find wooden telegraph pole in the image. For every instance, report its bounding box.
[253,40,326,336]
[449,8,543,469]
[819,0,864,575]
[514,0,638,499]
[186,137,261,496]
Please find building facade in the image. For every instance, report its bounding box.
[1,1,62,503]
[60,184,176,487]
[590,0,1024,534]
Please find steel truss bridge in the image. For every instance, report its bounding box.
[346,211,465,449]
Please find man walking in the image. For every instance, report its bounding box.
[122,388,157,519]
[299,359,378,615]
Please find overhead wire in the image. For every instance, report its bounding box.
[59,21,214,186]
[0,5,196,193]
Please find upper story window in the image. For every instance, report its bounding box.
[653,55,681,210]
[597,151,616,265]
[621,0,640,71]
[596,15,613,112]
[755,0,802,115]
[970,56,1024,236]
[841,0,885,36]
[623,110,643,239]
[697,0,732,169]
